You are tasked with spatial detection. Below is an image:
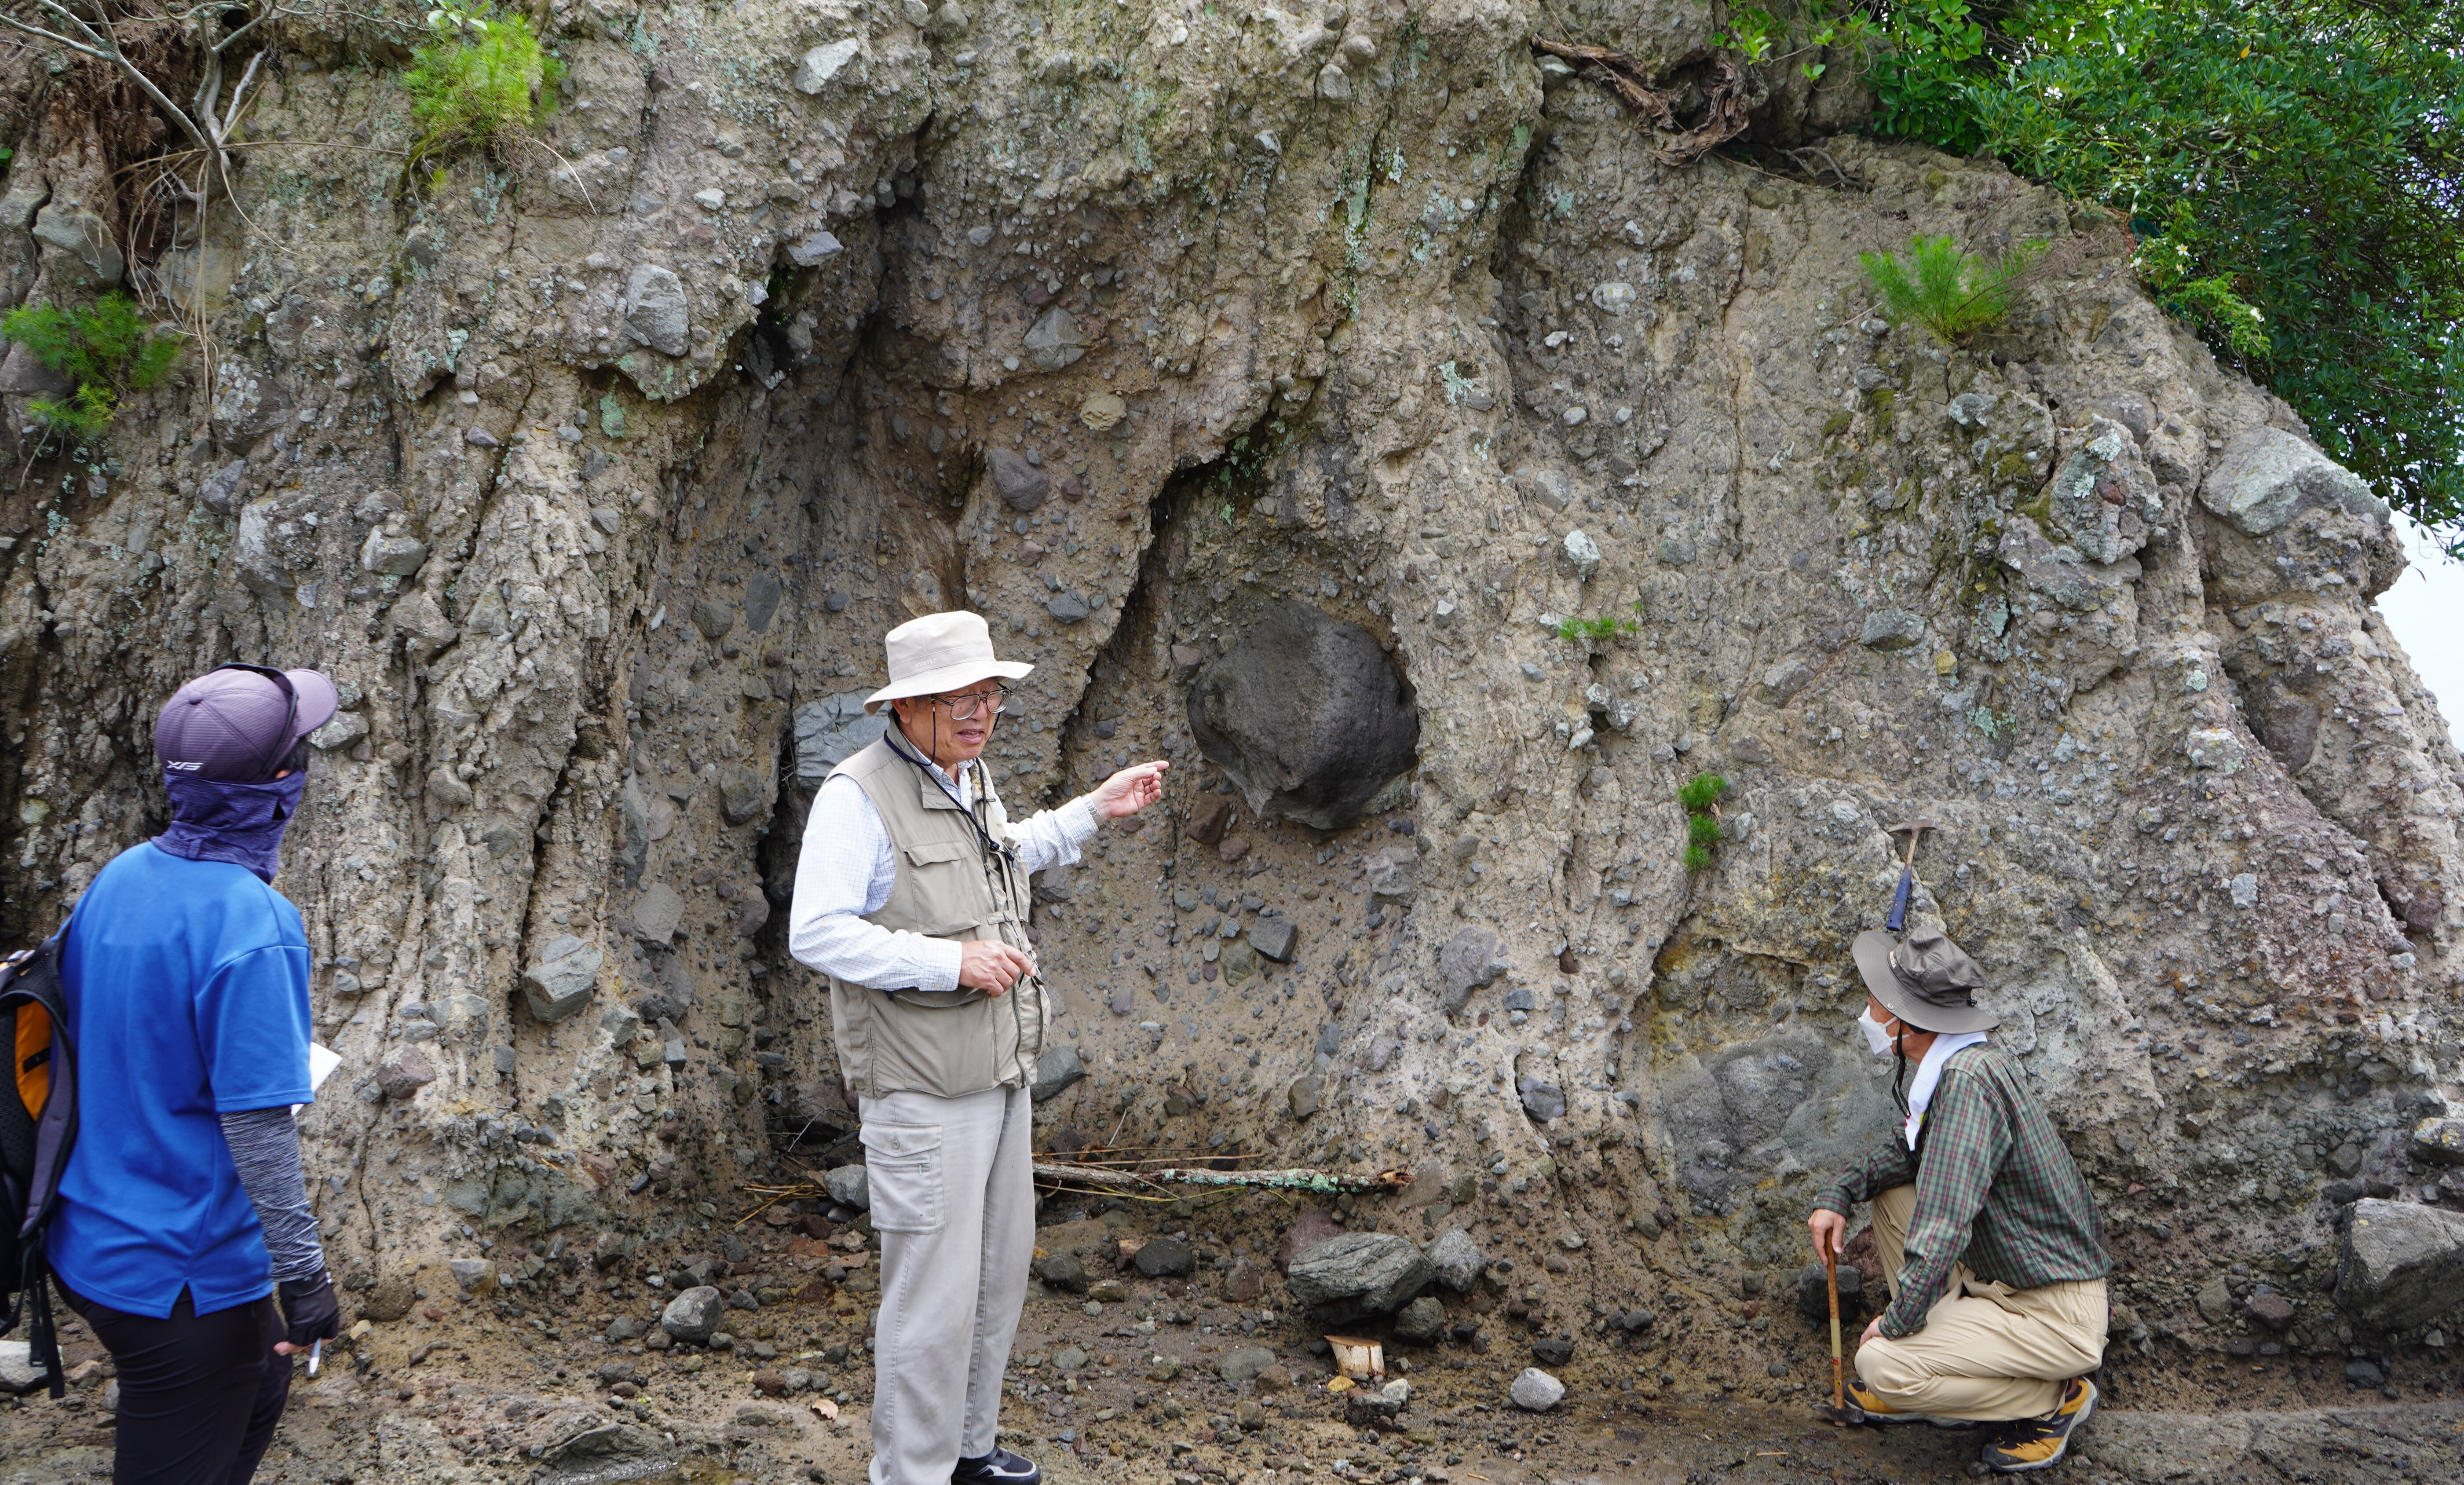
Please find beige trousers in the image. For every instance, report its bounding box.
[1856,1184,2108,1422]
[863,1085,1035,1485]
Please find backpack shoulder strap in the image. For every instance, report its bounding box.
[0,933,72,1394]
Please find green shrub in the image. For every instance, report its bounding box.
[1,293,183,446]
[1553,602,1645,643]
[405,5,562,161]
[1858,234,2045,344]
[1678,770,1728,873]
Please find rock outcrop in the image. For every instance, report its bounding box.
[0,0,2452,1388]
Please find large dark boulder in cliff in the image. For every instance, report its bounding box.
[2334,1200,2464,1330]
[1187,604,1419,830]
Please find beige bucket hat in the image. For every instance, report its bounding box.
[1851,928,2001,1035]
[862,611,1034,714]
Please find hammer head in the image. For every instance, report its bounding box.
[1884,819,1936,838]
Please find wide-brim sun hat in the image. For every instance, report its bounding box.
[863,610,1034,714]
[1851,927,2000,1035]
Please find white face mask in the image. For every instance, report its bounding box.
[1857,1007,1902,1059]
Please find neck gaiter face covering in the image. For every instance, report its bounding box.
[154,767,308,882]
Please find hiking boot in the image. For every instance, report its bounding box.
[1844,1377,1978,1430]
[1981,1377,2097,1472]
[951,1447,1042,1485]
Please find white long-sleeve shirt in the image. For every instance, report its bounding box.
[787,736,1099,992]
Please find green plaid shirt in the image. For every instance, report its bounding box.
[1813,1042,2109,1339]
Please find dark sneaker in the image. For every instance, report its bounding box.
[951,1447,1042,1485]
[1981,1377,2097,1472]
[1845,1376,1978,1430]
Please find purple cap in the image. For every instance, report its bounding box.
[154,666,341,781]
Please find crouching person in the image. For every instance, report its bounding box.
[1806,929,2112,1474]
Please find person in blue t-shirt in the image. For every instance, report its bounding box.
[49,663,345,1485]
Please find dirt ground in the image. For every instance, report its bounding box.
[6,1190,2462,1484]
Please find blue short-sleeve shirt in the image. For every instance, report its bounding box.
[47,842,313,1318]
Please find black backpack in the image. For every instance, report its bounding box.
[0,936,77,1397]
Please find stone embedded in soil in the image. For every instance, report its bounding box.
[1344,1379,1410,1428]
[2334,1199,2464,1329]
[1187,604,1421,831]
[196,460,247,515]
[0,1342,42,1396]
[991,448,1050,510]
[629,884,685,944]
[1859,609,1925,651]
[522,935,604,1023]
[1287,1075,1322,1119]
[1031,1045,1086,1103]
[1134,1237,1197,1278]
[1034,1252,1089,1292]
[1517,1078,1567,1123]
[1186,796,1233,845]
[358,1275,415,1323]
[1250,916,1298,962]
[1288,1232,1433,1318]
[1217,1345,1279,1382]
[1393,1295,1446,1342]
[2413,1118,2464,1166]
[376,1046,437,1100]
[623,265,691,356]
[691,600,736,640]
[1530,1336,1574,1367]
[1438,928,1503,1012]
[2201,424,2388,538]
[1425,1229,1484,1293]
[792,37,862,94]
[2246,1291,2297,1331]
[661,1285,726,1344]
[794,691,890,782]
[825,1164,870,1211]
[1052,1346,1089,1372]
[448,1258,497,1295]
[359,531,429,577]
[1509,1368,1565,1412]
[1797,1263,1866,1322]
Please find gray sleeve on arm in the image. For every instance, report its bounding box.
[218,1107,327,1284]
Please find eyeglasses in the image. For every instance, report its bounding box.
[925,684,1010,721]
[213,662,298,779]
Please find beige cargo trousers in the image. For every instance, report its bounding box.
[1857,1184,2109,1421]
[863,1084,1037,1485]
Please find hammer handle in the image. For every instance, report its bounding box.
[1827,1254,1843,1411]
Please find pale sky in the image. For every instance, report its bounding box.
[2379,516,2464,747]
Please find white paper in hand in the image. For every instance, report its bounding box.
[293,1042,343,1117]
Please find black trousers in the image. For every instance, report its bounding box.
[59,1282,292,1485]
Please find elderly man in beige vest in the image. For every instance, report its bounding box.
[788,611,1166,1485]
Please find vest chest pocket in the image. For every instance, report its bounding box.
[897,839,992,938]
[858,1122,944,1233]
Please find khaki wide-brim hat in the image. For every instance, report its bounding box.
[1851,928,2001,1035]
[863,610,1034,714]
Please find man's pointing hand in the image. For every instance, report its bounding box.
[1092,760,1170,819]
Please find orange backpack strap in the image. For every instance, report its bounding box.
[14,1002,49,1119]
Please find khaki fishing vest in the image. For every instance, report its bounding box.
[823,733,1048,1101]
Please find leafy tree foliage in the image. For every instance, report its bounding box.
[1850,0,2464,548]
